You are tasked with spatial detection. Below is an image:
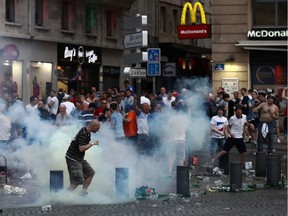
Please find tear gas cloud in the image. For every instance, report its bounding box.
[1,77,211,205]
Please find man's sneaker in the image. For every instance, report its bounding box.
[20,172,32,180]
[272,148,276,152]
[80,191,88,197]
[277,138,281,143]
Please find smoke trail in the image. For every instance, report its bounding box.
[1,77,212,205]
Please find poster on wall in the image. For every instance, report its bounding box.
[252,64,287,85]
[222,78,239,99]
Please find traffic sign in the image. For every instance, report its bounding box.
[123,52,147,65]
[147,48,161,61]
[147,62,161,76]
[123,31,148,49]
[130,68,147,77]
[124,15,147,30]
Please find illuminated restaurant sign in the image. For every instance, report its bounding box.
[177,2,211,39]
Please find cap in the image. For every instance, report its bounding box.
[140,96,151,106]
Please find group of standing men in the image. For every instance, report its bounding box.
[210,87,281,168]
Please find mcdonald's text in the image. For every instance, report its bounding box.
[177,24,211,39]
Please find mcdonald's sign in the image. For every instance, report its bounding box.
[177,2,211,39]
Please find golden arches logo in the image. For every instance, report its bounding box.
[177,1,211,39]
[181,2,206,25]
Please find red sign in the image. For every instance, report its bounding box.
[177,24,211,39]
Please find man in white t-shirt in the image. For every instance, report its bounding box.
[210,107,228,158]
[213,105,254,167]
[162,90,176,109]
[61,93,75,115]
[47,90,59,116]
[25,96,38,112]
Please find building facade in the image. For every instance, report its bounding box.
[0,0,134,105]
[212,0,287,96]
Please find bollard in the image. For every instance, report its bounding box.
[229,163,242,191]
[269,153,281,181]
[115,168,129,198]
[50,170,63,192]
[219,153,229,174]
[176,166,190,196]
[267,156,280,186]
[255,151,266,177]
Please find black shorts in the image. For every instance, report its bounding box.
[223,137,246,154]
[66,158,95,185]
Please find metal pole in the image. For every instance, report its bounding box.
[267,156,280,186]
[219,153,229,175]
[229,163,242,191]
[176,166,190,196]
[50,170,64,192]
[255,151,266,177]
[115,168,129,198]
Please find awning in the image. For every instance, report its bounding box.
[235,40,288,51]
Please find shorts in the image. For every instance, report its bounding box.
[273,119,279,128]
[223,137,246,154]
[66,158,95,185]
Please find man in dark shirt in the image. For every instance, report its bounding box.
[65,120,100,196]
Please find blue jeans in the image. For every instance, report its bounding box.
[210,138,225,156]
[257,122,274,154]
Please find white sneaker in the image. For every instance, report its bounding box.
[20,172,32,180]
[277,138,281,143]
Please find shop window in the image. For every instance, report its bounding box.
[106,10,117,37]
[5,0,16,22]
[253,0,287,27]
[85,6,97,34]
[160,7,167,33]
[30,62,52,98]
[0,61,23,100]
[61,1,73,30]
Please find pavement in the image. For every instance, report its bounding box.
[0,136,287,216]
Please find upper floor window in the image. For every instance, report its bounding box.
[6,0,16,22]
[172,9,178,35]
[253,0,287,27]
[106,10,116,37]
[61,1,73,30]
[35,0,44,26]
[160,7,167,33]
[85,6,97,34]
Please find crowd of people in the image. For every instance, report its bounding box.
[0,80,287,194]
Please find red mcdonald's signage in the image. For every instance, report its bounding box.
[177,2,211,39]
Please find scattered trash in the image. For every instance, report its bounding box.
[256,184,265,189]
[244,161,253,170]
[3,185,26,195]
[135,186,158,200]
[214,180,223,186]
[41,205,52,211]
[224,207,231,210]
[176,205,185,211]
[212,167,224,176]
[190,192,199,197]
[182,198,191,203]
[203,177,210,183]
[151,204,158,208]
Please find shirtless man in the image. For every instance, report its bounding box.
[253,95,279,154]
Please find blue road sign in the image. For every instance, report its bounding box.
[147,48,161,62]
[147,62,161,76]
[214,63,225,71]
